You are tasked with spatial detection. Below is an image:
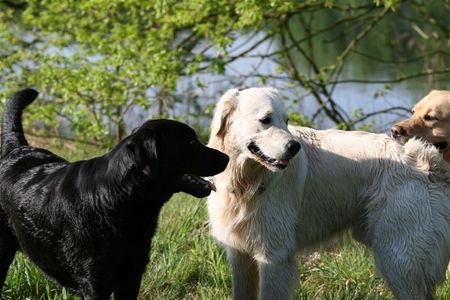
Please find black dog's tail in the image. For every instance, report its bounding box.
[1,89,38,157]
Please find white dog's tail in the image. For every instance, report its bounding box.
[404,138,450,182]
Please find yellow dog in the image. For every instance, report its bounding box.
[392,90,450,162]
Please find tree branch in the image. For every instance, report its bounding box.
[0,0,27,9]
[349,106,411,127]
[353,49,450,64]
[327,68,450,84]
[330,6,391,81]
[24,131,102,146]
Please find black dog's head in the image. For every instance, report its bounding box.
[114,119,228,198]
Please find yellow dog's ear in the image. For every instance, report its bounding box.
[211,89,239,140]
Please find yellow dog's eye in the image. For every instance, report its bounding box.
[424,114,437,121]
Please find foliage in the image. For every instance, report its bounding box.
[0,0,449,145]
[289,112,315,127]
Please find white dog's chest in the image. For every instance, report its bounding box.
[208,187,299,260]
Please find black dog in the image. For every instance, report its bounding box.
[0,89,229,299]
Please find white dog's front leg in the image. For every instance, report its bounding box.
[258,256,298,300]
[227,247,259,300]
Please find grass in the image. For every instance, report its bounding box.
[2,140,450,299]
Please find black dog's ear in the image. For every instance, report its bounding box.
[126,129,160,180]
[141,131,160,179]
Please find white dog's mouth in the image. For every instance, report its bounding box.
[247,142,289,170]
[433,142,448,150]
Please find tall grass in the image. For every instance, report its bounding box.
[2,141,449,299]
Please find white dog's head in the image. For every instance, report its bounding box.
[209,87,301,172]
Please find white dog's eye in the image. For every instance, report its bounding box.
[260,116,272,124]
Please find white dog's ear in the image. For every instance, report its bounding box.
[211,89,239,140]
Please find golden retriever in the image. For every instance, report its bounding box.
[207,87,450,300]
[391,90,450,162]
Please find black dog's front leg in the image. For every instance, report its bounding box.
[113,276,143,300]
[80,279,113,300]
[0,241,16,294]
[0,212,18,295]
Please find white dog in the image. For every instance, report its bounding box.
[207,87,450,300]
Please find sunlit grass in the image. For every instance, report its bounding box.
[5,193,450,299]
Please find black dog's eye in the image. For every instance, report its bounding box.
[260,116,272,124]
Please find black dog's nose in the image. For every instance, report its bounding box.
[391,125,405,137]
[286,140,301,156]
